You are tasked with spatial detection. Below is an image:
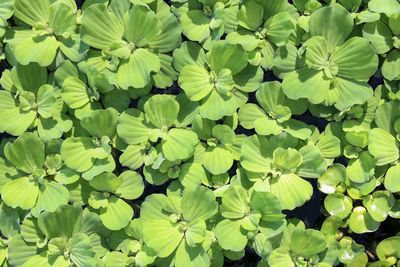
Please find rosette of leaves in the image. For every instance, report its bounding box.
[9,204,107,266]
[238,81,311,140]
[368,102,400,193]
[140,186,218,267]
[0,133,75,216]
[103,218,157,267]
[282,4,379,111]
[267,219,330,267]
[226,1,296,69]
[192,116,242,175]
[240,133,327,210]
[60,108,118,180]
[0,63,72,138]
[373,236,400,266]
[87,171,144,230]
[214,185,285,253]
[175,40,263,120]
[4,0,88,66]
[59,61,123,120]
[362,10,400,81]
[80,0,181,89]
[173,0,235,43]
[117,94,199,163]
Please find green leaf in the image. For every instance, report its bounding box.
[220,185,249,219]
[38,204,82,239]
[61,77,93,109]
[296,144,327,178]
[123,5,159,47]
[162,128,198,161]
[309,4,354,49]
[179,65,213,101]
[81,4,124,49]
[364,191,394,222]
[31,181,69,217]
[382,50,400,81]
[0,91,36,136]
[271,173,313,210]
[117,48,161,89]
[209,41,248,75]
[1,177,38,209]
[348,207,380,234]
[5,133,44,174]
[10,30,59,66]
[237,1,263,31]
[117,109,151,145]
[89,172,121,193]
[376,237,400,261]
[60,137,105,173]
[241,135,273,173]
[324,193,352,219]
[49,1,76,36]
[181,10,210,42]
[368,0,400,17]
[282,68,330,104]
[182,186,217,222]
[265,12,295,46]
[81,108,119,138]
[116,170,144,200]
[332,37,379,81]
[214,219,248,252]
[175,240,210,267]
[144,95,179,128]
[334,77,373,111]
[100,196,133,230]
[290,229,327,258]
[385,164,400,193]
[362,21,394,54]
[202,146,233,175]
[14,0,49,26]
[346,152,375,183]
[70,233,96,267]
[273,148,303,171]
[368,128,399,166]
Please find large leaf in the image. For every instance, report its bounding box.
[309,4,354,49]
[182,186,217,222]
[282,68,330,104]
[161,128,199,161]
[4,133,44,174]
[179,65,213,101]
[144,95,179,128]
[1,177,38,209]
[332,37,378,81]
[81,4,124,49]
[368,128,399,166]
[123,5,159,47]
[14,0,49,25]
[270,173,313,210]
[100,196,133,230]
[117,48,161,89]
[209,41,248,75]
[80,108,119,138]
[214,219,248,252]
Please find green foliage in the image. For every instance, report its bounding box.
[0,0,399,266]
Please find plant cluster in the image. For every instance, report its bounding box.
[0,0,399,266]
